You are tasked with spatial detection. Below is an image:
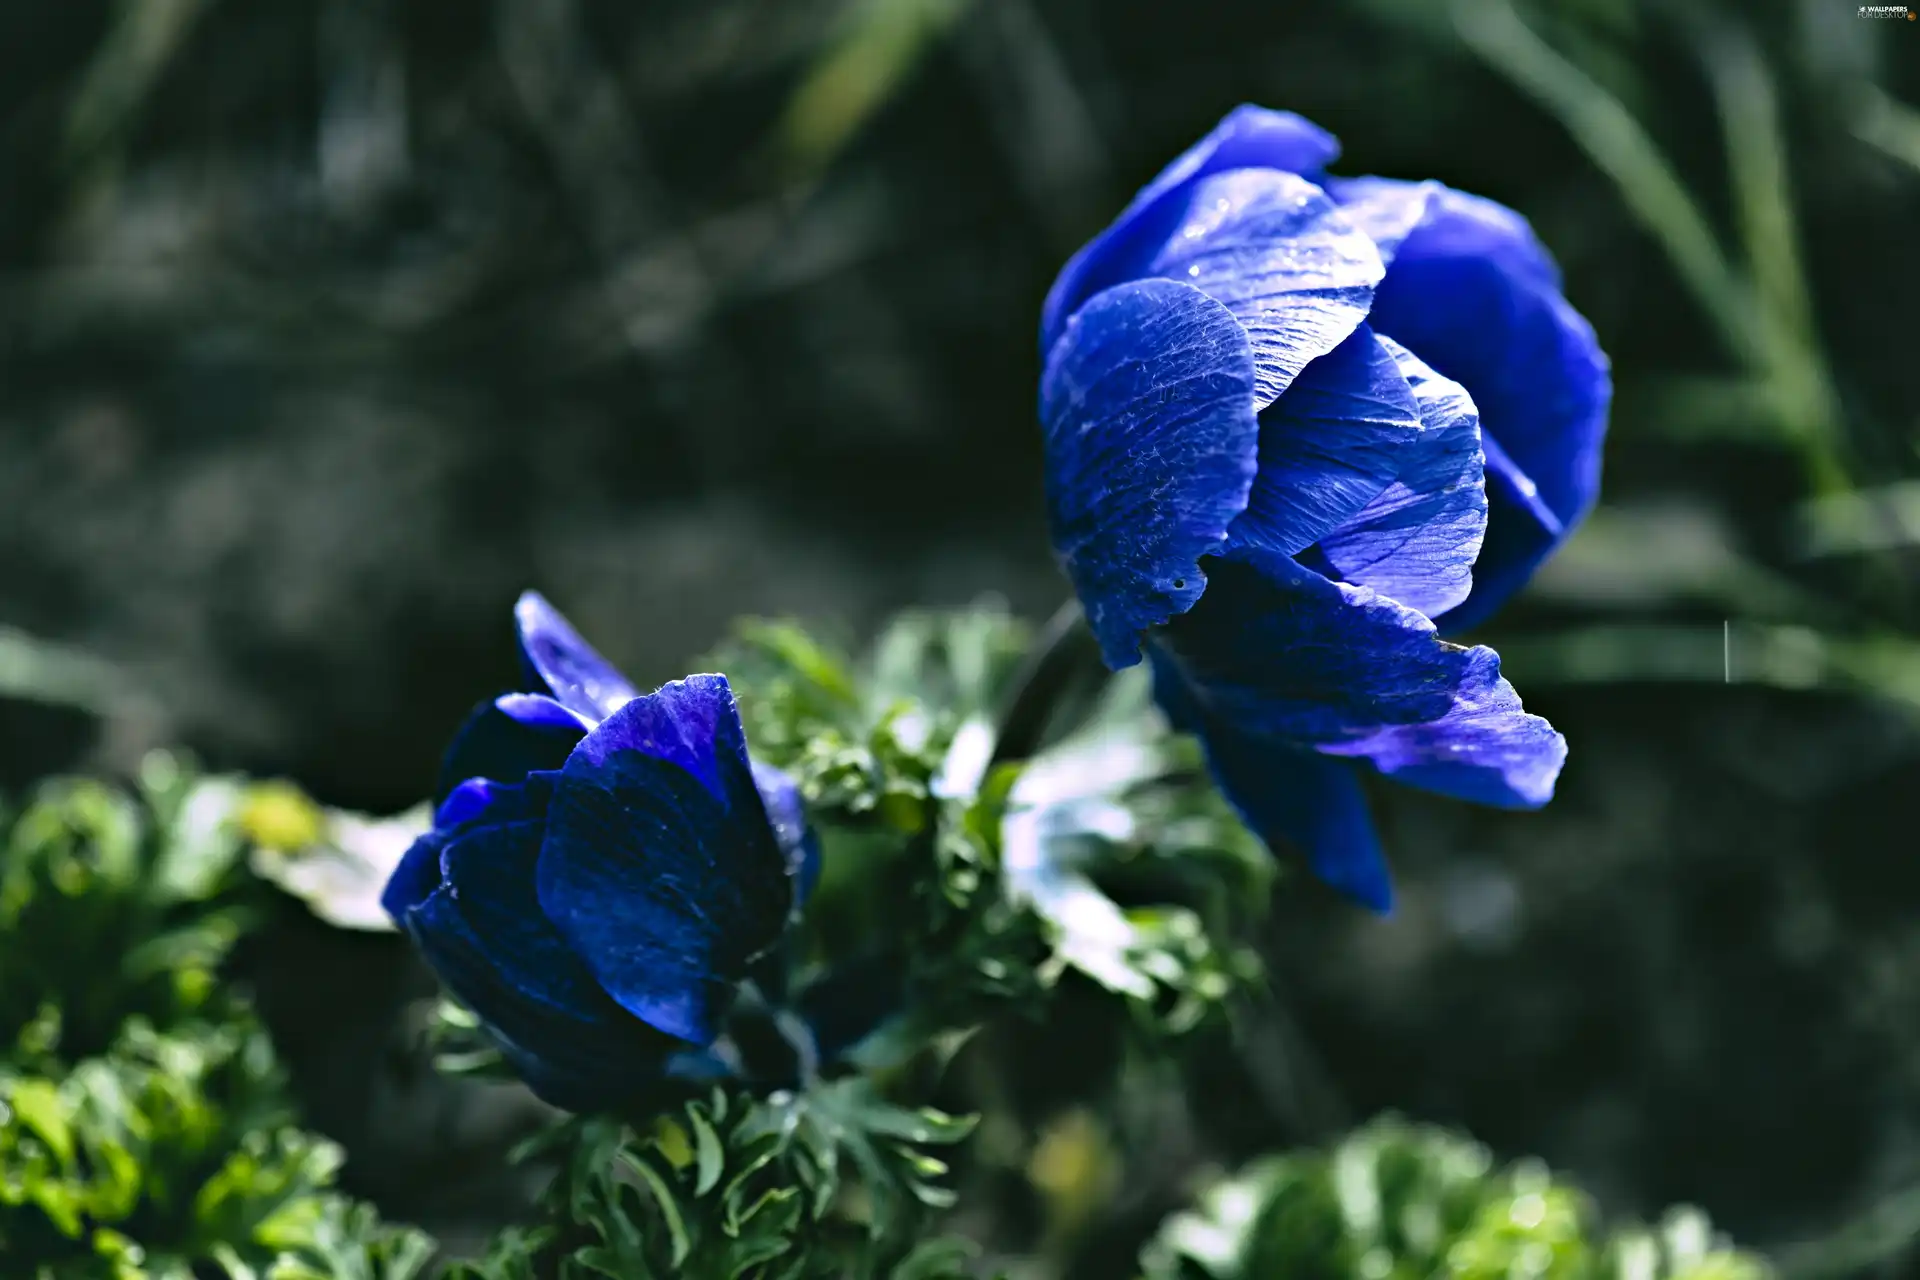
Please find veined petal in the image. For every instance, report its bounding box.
[1437,434,1566,632]
[514,590,640,723]
[1040,278,1261,669]
[434,700,581,804]
[1143,169,1383,408]
[1324,176,1441,267]
[1129,105,1342,220]
[1315,336,1488,618]
[1150,646,1391,911]
[1226,325,1423,558]
[403,819,675,1110]
[1318,646,1567,808]
[1343,181,1609,624]
[1155,547,1471,743]
[564,674,755,809]
[536,697,793,1046]
[1041,105,1342,353]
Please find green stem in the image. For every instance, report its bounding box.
[986,598,1103,772]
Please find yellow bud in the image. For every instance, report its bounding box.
[237,781,327,852]
[1027,1109,1115,1238]
[651,1116,695,1169]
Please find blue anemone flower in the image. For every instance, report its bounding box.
[1039,106,1603,911]
[382,592,820,1110]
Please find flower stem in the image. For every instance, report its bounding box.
[987,598,1104,772]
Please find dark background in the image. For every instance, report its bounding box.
[3,0,1919,1272]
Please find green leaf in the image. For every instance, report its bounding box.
[1140,1117,1768,1280]
[7,1078,75,1166]
[621,1149,693,1268]
[890,1235,979,1280]
[690,1104,726,1197]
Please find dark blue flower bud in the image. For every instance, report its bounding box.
[384,593,820,1110]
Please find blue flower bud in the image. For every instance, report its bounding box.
[383,592,819,1110]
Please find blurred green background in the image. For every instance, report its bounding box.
[2,0,1918,1273]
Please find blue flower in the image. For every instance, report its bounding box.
[382,592,820,1110]
[1039,106,1603,911]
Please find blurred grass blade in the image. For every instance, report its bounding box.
[1793,479,1920,557]
[1452,0,1761,371]
[64,0,214,165]
[1853,83,1920,174]
[1777,1181,1920,1280]
[1634,374,1778,442]
[1698,21,1846,491]
[0,625,136,714]
[776,0,973,177]
[1498,623,1920,714]
[1524,503,1821,618]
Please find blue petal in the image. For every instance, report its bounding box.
[1041,106,1342,353]
[562,673,753,807]
[1226,325,1423,558]
[1434,435,1566,632]
[381,829,449,923]
[1157,547,1465,743]
[402,818,676,1111]
[1334,180,1609,625]
[1129,104,1342,215]
[1317,645,1566,808]
[434,771,556,829]
[535,692,794,1046]
[1323,176,1440,267]
[436,778,506,828]
[1140,169,1383,408]
[1040,278,1261,669]
[434,700,582,804]
[1159,546,1567,809]
[389,774,558,923]
[514,590,640,723]
[751,758,822,907]
[495,692,594,734]
[1150,646,1391,911]
[1314,336,1488,618]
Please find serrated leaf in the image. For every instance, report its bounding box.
[620,1151,692,1268]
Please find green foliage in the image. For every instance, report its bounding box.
[0,757,436,1277]
[435,607,1275,1274]
[713,605,1027,819]
[713,606,1269,1049]
[0,756,255,1067]
[1140,1117,1768,1280]
[997,667,1272,1034]
[448,1081,980,1280]
[0,1019,432,1278]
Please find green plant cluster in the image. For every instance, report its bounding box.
[0,612,1779,1279]
[426,608,1281,1275]
[0,756,432,1278]
[1140,1118,1769,1280]
[712,607,1271,1047]
[449,1080,983,1280]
